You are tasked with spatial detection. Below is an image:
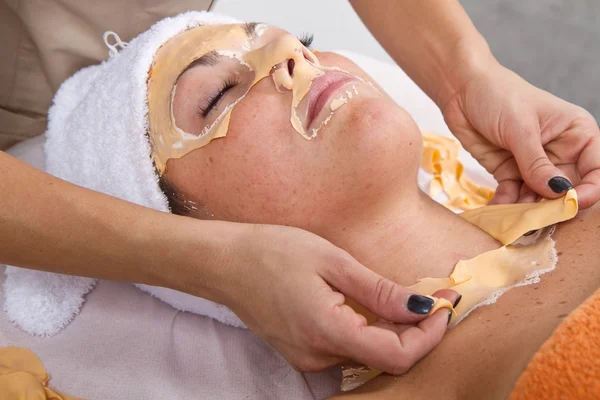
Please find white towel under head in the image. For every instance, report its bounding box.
[3,11,472,337]
[4,11,248,337]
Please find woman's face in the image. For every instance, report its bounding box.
[158,24,423,234]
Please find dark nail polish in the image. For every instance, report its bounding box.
[453,295,462,308]
[548,177,573,194]
[447,310,453,325]
[407,295,435,315]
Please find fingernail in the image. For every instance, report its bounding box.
[447,310,453,325]
[453,295,462,308]
[407,295,434,315]
[548,177,573,194]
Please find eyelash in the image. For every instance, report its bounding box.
[298,33,314,48]
[197,77,239,117]
[196,34,315,118]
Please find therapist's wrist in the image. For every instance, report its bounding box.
[143,214,248,304]
[434,34,499,112]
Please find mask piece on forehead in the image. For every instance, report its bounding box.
[148,24,362,174]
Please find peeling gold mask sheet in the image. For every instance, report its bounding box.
[421,131,495,211]
[342,189,579,391]
[341,132,579,391]
[147,24,367,173]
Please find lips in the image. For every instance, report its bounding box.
[306,71,356,128]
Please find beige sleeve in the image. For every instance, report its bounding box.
[0,0,214,150]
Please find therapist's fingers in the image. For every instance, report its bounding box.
[508,125,571,200]
[318,255,451,325]
[336,306,451,375]
[573,132,600,209]
[518,182,539,204]
[371,289,459,336]
[576,169,600,210]
[489,179,521,205]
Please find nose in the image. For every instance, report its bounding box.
[286,58,295,77]
[282,46,317,77]
[269,35,319,79]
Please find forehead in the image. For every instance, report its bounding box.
[149,23,290,83]
[151,24,249,72]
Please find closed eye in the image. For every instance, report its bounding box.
[197,77,239,117]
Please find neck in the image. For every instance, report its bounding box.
[322,189,500,286]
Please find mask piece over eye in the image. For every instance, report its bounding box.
[147,24,357,174]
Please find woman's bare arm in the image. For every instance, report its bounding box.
[349,0,493,108]
[350,0,600,209]
[0,150,231,301]
[1,150,457,375]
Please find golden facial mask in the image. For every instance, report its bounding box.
[147,24,365,174]
[340,132,579,391]
[421,131,495,211]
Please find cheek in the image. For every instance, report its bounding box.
[223,98,329,222]
[325,97,423,185]
[164,57,424,227]
[166,84,320,224]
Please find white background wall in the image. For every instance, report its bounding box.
[211,0,395,64]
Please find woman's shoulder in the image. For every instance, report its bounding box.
[554,199,600,260]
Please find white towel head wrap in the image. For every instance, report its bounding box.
[47,11,242,213]
[4,11,249,336]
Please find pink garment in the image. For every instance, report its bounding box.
[0,266,340,399]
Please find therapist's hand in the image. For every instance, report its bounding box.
[442,60,600,209]
[220,224,457,374]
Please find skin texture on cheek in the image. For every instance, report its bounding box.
[244,35,324,139]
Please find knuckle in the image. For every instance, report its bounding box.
[519,123,537,138]
[391,362,410,376]
[574,107,595,123]
[328,252,354,279]
[525,155,551,177]
[374,278,397,313]
[391,356,412,376]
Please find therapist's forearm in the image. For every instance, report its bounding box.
[0,151,240,302]
[350,0,496,108]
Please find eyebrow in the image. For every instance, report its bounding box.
[180,23,261,74]
[178,22,267,81]
[178,51,222,79]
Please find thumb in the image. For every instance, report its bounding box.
[509,125,573,199]
[319,255,444,324]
